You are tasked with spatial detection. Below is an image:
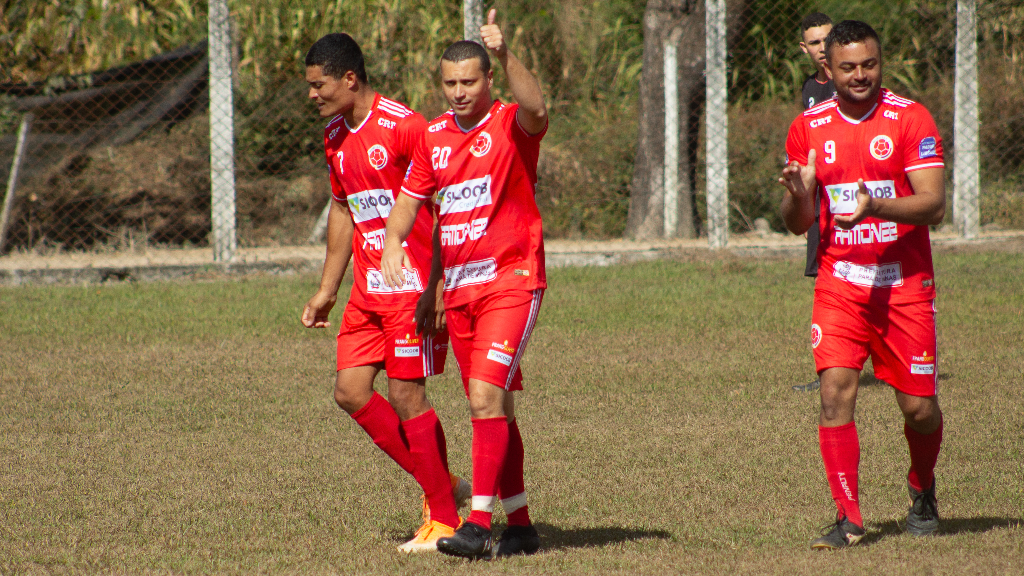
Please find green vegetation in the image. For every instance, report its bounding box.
[1,1,1023,240]
[2,246,1022,573]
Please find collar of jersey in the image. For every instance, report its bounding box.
[344,93,379,133]
[836,100,879,125]
[452,100,501,133]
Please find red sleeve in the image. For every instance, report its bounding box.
[396,112,427,165]
[325,133,346,204]
[401,126,435,200]
[902,104,945,172]
[505,103,545,184]
[784,114,809,166]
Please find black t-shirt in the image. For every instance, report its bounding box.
[802,73,835,110]
[800,73,834,277]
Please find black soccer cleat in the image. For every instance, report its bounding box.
[494,524,540,557]
[906,481,939,536]
[810,515,865,550]
[436,521,493,560]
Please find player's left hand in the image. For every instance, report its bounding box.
[480,9,506,58]
[833,179,875,229]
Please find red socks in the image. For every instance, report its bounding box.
[819,421,863,528]
[905,417,943,491]
[498,418,531,526]
[402,409,460,528]
[466,417,509,530]
[350,392,415,475]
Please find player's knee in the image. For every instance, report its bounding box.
[333,385,362,414]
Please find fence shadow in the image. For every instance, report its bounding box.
[862,516,1022,545]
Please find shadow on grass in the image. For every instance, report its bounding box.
[862,516,1022,545]
[534,522,673,550]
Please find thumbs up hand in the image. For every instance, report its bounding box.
[480,8,506,58]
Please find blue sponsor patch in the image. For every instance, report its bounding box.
[919,136,937,159]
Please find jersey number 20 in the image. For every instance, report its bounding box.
[432,146,451,170]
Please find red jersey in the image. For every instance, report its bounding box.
[785,89,944,304]
[324,93,435,310]
[401,100,546,308]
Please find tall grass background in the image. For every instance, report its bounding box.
[1,0,1022,240]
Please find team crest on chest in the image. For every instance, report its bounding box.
[469,132,492,158]
[870,135,894,160]
[367,144,388,170]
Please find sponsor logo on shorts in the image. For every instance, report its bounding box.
[514,269,530,276]
[833,260,904,288]
[367,144,388,170]
[922,279,934,288]
[396,334,421,345]
[347,189,394,224]
[366,268,423,294]
[438,175,492,215]
[911,363,935,375]
[440,218,487,246]
[826,180,895,215]
[833,221,898,245]
[487,349,513,366]
[870,135,894,160]
[469,132,492,157]
[912,351,935,363]
[919,136,937,159]
[395,346,420,358]
[811,323,822,349]
[443,258,498,291]
[491,340,516,354]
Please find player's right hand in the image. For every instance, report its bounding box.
[301,291,337,328]
[778,148,817,199]
[380,241,412,289]
[414,277,447,336]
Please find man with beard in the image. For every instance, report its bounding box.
[779,20,946,549]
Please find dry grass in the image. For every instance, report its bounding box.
[1,247,1022,574]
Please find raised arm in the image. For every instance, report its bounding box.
[480,9,547,135]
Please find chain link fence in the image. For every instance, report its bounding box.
[1,0,1021,257]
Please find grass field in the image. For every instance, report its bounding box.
[1,246,1022,575]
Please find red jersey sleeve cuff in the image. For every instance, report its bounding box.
[905,162,945,172]
[400,186,431,200]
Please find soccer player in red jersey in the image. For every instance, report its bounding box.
[299,33,469,553]
[380,9,546,559]
[779,20,945,550]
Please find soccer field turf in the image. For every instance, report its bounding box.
[1,248,1022,574]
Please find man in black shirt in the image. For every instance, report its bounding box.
[793,12,834,392]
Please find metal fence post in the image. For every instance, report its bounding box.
[464,0,483,43]
[209,0,237,262]
[705,0,728,248]
[954,0,980,239]
[0,114,32,253]
[663,31,679,239]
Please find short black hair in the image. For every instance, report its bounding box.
[824,20,881,61]
[801,12,832,32]
[305,33,368,82]
[440,40,491,74]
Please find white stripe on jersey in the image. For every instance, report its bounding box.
[378,98,412,117]
[882,97,910,108]
[803,100,838,117]
[325,114,345,129]
[906,162,945,172]
[884,92,915,106]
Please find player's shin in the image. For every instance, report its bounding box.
[351,392,416,475]
[402,409,460,528]
[498,418,530,526]
[467,416,510,530]
[905,415,943,492]
[819,421,863,527]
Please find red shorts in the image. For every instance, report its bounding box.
[445,289,544,394]
[336,302,448,380]
[811,290,938,397]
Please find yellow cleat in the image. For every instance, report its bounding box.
[398,520,459,553]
